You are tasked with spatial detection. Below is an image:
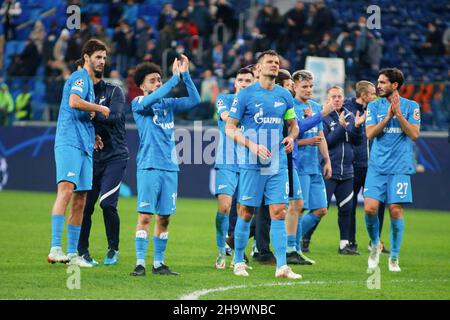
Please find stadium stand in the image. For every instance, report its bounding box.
[0,0,449,129]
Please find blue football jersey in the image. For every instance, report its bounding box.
[293,99,323,175]
[214,93,239,171]
[366,97,421,174]
[132,72,200,172]
[228,82,296,173]
[55,68,95,154]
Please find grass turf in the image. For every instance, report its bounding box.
[0,190,449,300]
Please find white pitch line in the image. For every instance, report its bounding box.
[179,279,449,300]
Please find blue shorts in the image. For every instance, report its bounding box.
[299,173,327,210]
[215,168,239,197]
[55,145,92,192]
[364,168,413,204]
[238,169,289,207]
[137,169,178,215]
[289,168,303,201]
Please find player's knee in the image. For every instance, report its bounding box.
[238,206,253,221]
[364,203,378,216]
[271,206,287,220]
[157,215,170,229]
[58,185,73,202]
[389,205,403,219]
[314,208,327,218]
[218,202,231,214]
[138,214,151,227]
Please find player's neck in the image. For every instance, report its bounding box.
[258,76,275,90]
[83,65,95,80]
[386,91,399,103]
[296,96,308,104]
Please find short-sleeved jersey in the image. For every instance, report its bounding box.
[228,82,296,173]
[293,99,323,175]
[55,68,95,155]
[214,93,239,172]
[132,72,200,172]
[366,97,421,174]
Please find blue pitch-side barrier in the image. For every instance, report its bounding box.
[0,125,449,211]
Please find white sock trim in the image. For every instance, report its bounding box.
[136,230,148,239]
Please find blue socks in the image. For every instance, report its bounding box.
[365,214,380,247]
[215,212,229,255]
[287,235,297,253]
[135,230,149,266]
[153,233,168,268]
[66,224,81,255]
[295,215,303,252]
[51,214,65,248]
[390,218,404,259]
[301,211,320,237]
[234,216,251,264]
[270,219,287,268]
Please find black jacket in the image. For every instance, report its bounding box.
[93,80,129,164]
[344,97,370,168]
[323,108,363,180]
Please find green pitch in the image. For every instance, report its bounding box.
[1,190,449,300]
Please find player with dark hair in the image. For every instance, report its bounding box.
[364,68,420,272]
[344,80,389,254]
[214,67,254,269]
[226,50,301,279]
[48,39,110,267]
[77,55,129,266]
[130,56,201,276]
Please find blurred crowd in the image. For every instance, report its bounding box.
[1,0,449,126]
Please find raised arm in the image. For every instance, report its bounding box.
[171,71,201,113]
[133,74,180,113]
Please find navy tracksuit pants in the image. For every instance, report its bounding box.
[78,159,127,255]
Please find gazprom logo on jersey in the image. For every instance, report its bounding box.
[383,127,403,134]
[253,108,283,124]
[153,114,174,130]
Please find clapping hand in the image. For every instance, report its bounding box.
[339,111,348,128]
[354,110,367,127]
[178,54,189,73]
[172,58,180,76]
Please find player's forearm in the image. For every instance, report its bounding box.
[287,121,299,141]
[366,117,391,140]
[298,138,311,146]
[175,72,201,112]
[138,75,180,111]
[225,125,252,150]
[298,113,321,136]
[396,113,420,141]
[319,139,330,163]
[69,95,103,113]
